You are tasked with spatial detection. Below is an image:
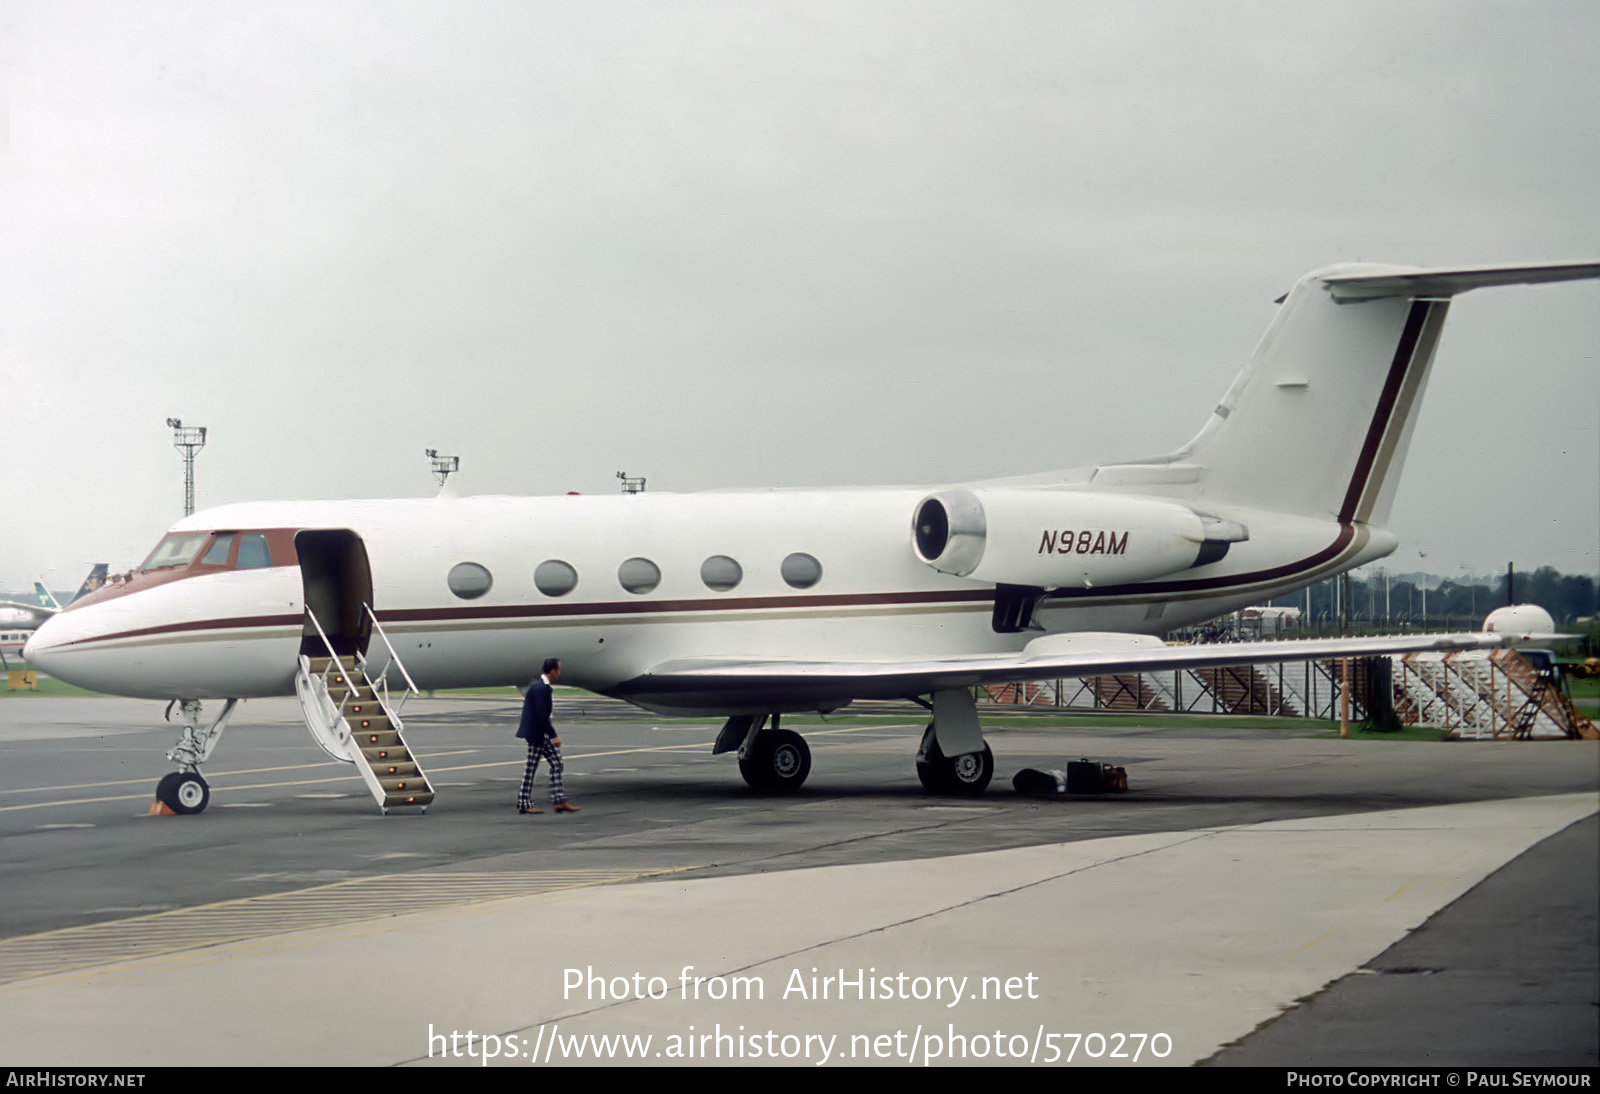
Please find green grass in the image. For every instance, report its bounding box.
[0,675,106,698]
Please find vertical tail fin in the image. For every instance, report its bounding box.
[69,564,108,604]
[1180,261,1599,524]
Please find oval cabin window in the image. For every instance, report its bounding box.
[781,552,823,589]
[447,562,493,600]
[617,557,661,595]
[534,560,579,597]
[700,555,743,592]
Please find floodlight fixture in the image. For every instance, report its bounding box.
[166,417,208,516]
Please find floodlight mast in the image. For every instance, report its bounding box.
[166,418,207,517]
[426,449,459,486]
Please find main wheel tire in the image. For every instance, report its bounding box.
[916,725,994,795]
[159,771,210,815]
[739,729,811,793]
[946,743,995,795]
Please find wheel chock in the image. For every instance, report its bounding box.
[148,800,178,816]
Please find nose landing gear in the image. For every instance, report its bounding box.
[153,698,239,816]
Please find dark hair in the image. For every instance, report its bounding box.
[542,657,562,675]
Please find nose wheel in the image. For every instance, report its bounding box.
[155,771,211,815]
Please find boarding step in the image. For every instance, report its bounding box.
[369,759,422,778]
[360,744,411,764]
[338,669,433,812]
[296,642,433,814]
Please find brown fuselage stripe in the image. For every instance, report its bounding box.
[48,526,1362,651]
[51,614,306,649]
[378,589,993,623]
[1042,523,1357,602]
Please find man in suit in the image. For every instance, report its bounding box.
[515,657,579,814]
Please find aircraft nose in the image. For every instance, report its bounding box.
[22,622,59,674]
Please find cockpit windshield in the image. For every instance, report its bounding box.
[140,533,211,571]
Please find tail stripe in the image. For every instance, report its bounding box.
[1338,300,1434,523]
[1354,302,1449,525]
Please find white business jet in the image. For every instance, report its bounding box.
[24,260,1599,814]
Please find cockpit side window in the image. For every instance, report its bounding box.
[140,533,210,571]
[200,534,236,566]
[238,534,272,569]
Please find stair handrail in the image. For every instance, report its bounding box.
[359,603,419,716]
[304,607,356,722]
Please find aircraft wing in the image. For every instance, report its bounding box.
[0,601,58,627]
[615,631,1531,710]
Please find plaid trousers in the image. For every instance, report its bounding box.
[517,737,566,807]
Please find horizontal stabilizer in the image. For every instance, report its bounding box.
[1324,261,1600,302]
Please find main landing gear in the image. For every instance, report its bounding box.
[154,698,240,815]
[916,726,995,795]
[712,688,996,796]
[915,687,994,795]
[714,714,812,793]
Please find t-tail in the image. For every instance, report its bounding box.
[1170,261,1599,525]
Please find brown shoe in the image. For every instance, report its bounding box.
[553,802,580,813]
[518,807,543,815]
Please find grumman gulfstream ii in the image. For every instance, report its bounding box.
[24,259,1600,814]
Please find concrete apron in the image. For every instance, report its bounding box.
[1,791,1593,1067]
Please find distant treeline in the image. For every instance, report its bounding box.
[1268,566,1599,626]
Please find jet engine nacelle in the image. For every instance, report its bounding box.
[911,487,1246,589]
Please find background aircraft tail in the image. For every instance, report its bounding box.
[1173,261,1598,525]
[34,582,62,611]
[70,564,109,604]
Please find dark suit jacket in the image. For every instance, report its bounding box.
[516,678,555,744]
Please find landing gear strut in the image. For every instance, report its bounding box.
[155,698,239,815]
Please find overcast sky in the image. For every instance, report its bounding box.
[4,1,1596,593]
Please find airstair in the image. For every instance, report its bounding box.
[294,605,434,813]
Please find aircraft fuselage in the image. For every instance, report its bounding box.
[26,488,1390,709]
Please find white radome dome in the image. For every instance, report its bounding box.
[1482,604,1556,637]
